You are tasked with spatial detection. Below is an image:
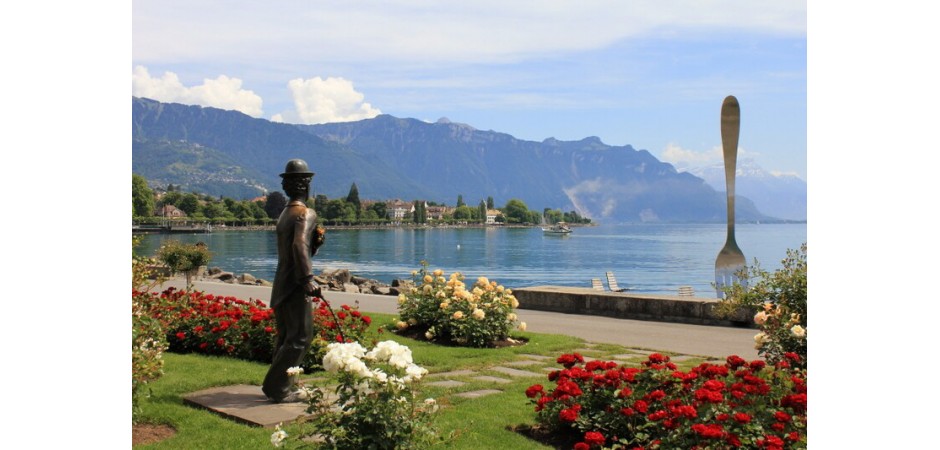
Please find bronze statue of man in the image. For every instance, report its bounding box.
[262,159,322,403]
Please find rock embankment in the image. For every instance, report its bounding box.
[198,266,411,296]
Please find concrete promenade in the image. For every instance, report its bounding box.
[154,278,759,359]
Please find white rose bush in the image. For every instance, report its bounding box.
[396,262,524,347]
[287,340,442,449]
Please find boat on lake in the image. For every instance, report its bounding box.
[542,222,572,234]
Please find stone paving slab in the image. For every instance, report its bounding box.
[517,353,552,360]
[182,384,311,428]
[455,389,503,399]
[472,375,512,384]
[611,354,648,360]
[503,360,544,367]
[490,366,545,378]
[426,369,475,378]
[426,380,467,388]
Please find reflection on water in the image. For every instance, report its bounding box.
[134,223,806,296]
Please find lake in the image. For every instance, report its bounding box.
[134,223,806,297]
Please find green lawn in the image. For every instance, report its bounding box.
[134,312,712,449]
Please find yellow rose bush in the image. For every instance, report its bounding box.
[396,262,522,347]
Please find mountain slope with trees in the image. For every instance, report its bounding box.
[132,98,772,223]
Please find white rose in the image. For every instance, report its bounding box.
[790,325,806,338]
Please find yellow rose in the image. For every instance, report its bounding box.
[510,297,519,308]
[423,284,433,294]
[753,311,768,325]
[477,276,489,286]
[507,313,517,321]
[396,321,408,330]
[398,294,407,305]
[439,302,449,309]
[452,311,464,320]
[471,308,485,320]
[518,322,527,331]
[436,276,446,283]
[496,286,504,293]
[433,269,443,277]
[423,275,433,283]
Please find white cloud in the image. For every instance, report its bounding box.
[272,77,381,125]
[660,143,722,168]
[131,66,263,117]
[133,1,805,65]
[659,143,755,170]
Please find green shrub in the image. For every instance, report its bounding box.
[132,238,168,421]
[716,244,807,367]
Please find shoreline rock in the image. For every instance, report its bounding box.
[195,265,399,295]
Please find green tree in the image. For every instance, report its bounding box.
[346,183,361,218]
[368,201,387,220]
[265,191,287,219]
[456,195,465,208]
[453,205,473,220]
[413,200,427,224]
[132,174,155,218]
[324,199,348,221]
[160,191,183,209]
[178,193,200,216]
[502,199,529,224]
[249,201,267,220]
[157,240,211,290]
[487,196,494,209]
[201,201,228,219]
[314,194,329,218]
[478,200,487,222]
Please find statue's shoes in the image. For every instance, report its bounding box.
[269,388,311,403]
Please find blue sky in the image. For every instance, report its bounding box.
[132,1,807,179]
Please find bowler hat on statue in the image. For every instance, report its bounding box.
[280,159,314,177]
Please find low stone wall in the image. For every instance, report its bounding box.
[513,286,754,328]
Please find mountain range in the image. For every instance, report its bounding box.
[132,97,804,223]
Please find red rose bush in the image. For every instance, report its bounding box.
[135,287,373,369]
[527,352,807,449]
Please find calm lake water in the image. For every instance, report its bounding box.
[134,223,806,297]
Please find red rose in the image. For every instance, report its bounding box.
[774,411,791,422]
[584,431,605,446]
[726,355,747,368]
[525,384,544,398]
[733,412,751,424]
[573,443,589,450]
[175,332,186,340]
[633,400,648,414]
[559,407,579,422]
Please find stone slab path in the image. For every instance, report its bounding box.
[181,346,710,428]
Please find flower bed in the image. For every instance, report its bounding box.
[526,352,807,449]
[135,287,373,369]
[395,263,524,347]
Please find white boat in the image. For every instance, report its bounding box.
[542,222,572,234]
